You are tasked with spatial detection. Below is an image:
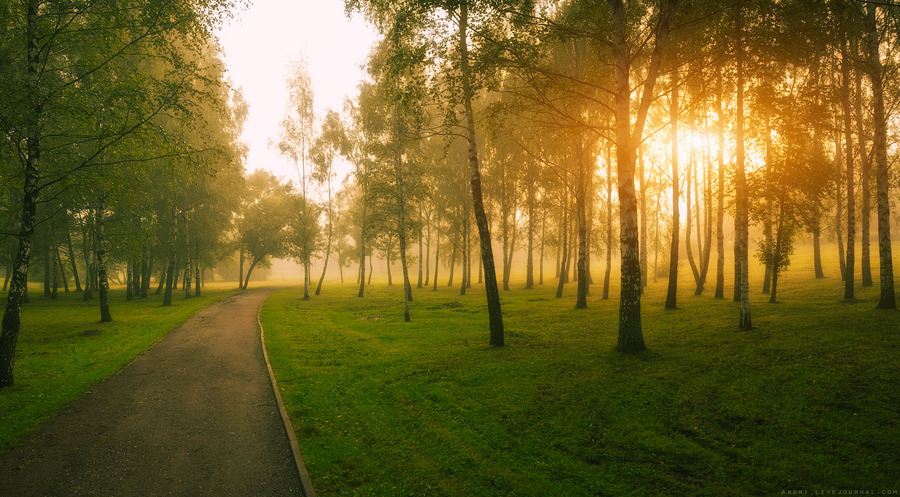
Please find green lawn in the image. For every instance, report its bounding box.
[261,250,900,496]
[0,282,240,451]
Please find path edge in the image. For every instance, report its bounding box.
[257,301,317,497]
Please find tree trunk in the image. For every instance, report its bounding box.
[639,150,648,288]
[386,240,393,286]
[238,247,245,290]
[736,7,751,329]
[448,238,457,287]
[126,259,134,301]
[163,225,177,306]
[769,210,784,304]
[685,154,702,295]
[303,258,310,299]
[155,266,166,295]
[358,211,367,298]
[835,130,846,281]
[43,242,51,297]
[460,222,468,296]
[425,211,431,287]
[842,37,856,300]
[576,145,590,309]
[539,197,546,285]
[460,0,503,346]
[66,229,82,292]
[400,234,411,322]
[2,258,11,292]
[556,191,569,299]
[0,116,38,383]
[316,230,332,296]
[603,150,613,301]
[141,246,150,298]
[854,51,873,287]
[813,220,825,278]
[194,254,201,297]
[50,245,59,299]
[433,219,440,291]
[526,178,535,289]
[762,120,773,295]
[417,208,424,289]
[184,255,192,299]
[715,64,725,298]
[56,247,68,293]
[867,4,896,309]
[665,80,680,310]
[96,204,112,323]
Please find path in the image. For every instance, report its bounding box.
[0,287,305,496]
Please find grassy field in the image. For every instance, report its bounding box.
[261,248,900,496]
[0,282,240,451]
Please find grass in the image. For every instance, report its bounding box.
[0,282,240,451]
[261,245,900,496]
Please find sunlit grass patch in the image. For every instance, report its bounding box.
[262,248,900,496]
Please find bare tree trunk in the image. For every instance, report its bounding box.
[358,210,367,298]
[686,155,702,294]
[2,258,12,293]
[96,203,112,323]
[665,80,680,310]
[126,259,133,301]
[433,217,440,291]
[556,190,569,299]
[576,145,590,309]
[66,229,82,292]
[854,50,873,288]
[867,4,895,309]
[448,238,457,287]
[56,248,68,293]
[736,7,751,329]
[417,208,424,289]
[238,247,245,290]
[715,64,726,298]
[163,247,177,306]
[386,239,393,286]
[603,150,613,301]
[835,130,846,281]
[842,37,856,300]
[425,211,431,287]
[639,150,648,289]
[141,246,150,298]
[762,119,773,295]
[460,0,503,345]
[539,195,546,285]
[316,222,333,296]
[460,222,468,296]
[526,178,535,289]
[813,220,825,278]
[50,244,58,299]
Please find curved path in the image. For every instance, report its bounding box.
[0,287,304,496]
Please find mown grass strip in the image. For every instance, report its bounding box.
[262,252,899,496]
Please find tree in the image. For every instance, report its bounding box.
[238,171,293,290]
[310,109,350,296]
[0,0,232,386]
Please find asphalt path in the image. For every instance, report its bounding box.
[0,287,304,496]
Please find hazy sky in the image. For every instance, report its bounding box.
[214,0,378,183]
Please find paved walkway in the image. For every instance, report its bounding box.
[0,287,304,496]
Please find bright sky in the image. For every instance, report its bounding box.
[214,0,378,183]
